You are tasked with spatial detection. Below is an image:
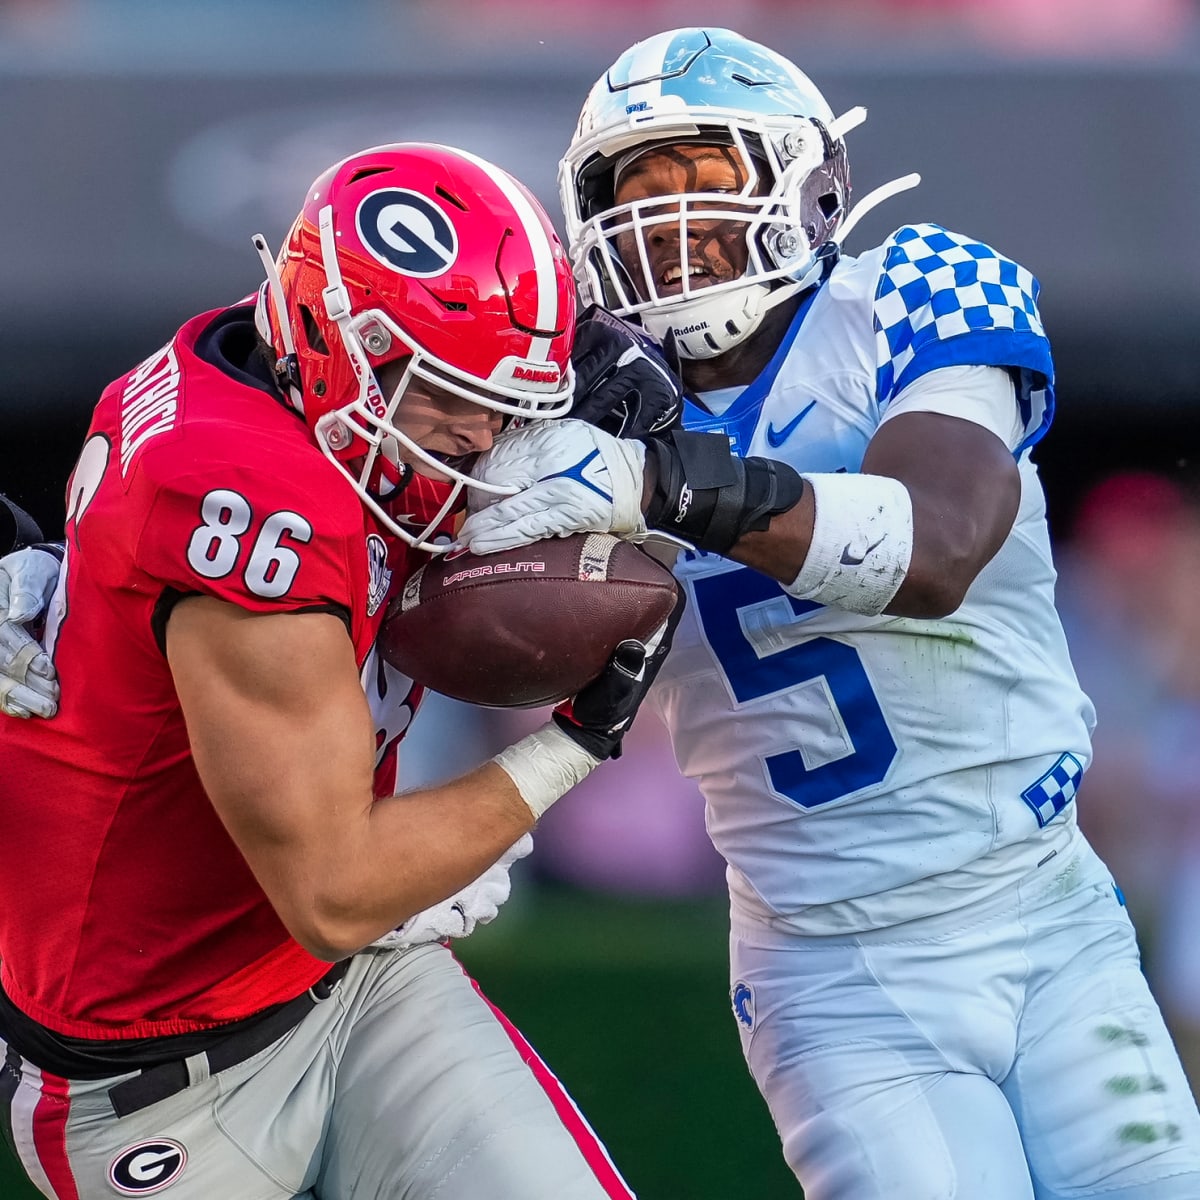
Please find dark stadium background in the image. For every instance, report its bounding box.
[1,2,1198,1196]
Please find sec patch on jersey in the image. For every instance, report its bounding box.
[380,533,678,707]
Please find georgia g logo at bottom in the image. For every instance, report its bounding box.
[108,1139,187,1195]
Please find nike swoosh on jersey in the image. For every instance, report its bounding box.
[765,400,818,448]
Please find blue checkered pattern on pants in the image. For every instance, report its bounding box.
[1021,752,1084,827]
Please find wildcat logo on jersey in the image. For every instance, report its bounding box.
[366,533,391,616]
[108,1139,187,1194]
[357,188,459,278]
[732,981,755,1030]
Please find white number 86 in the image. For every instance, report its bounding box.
[186,489,313,600]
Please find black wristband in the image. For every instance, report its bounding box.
[643,431,806,555]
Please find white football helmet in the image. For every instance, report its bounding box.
[559,27,917,360]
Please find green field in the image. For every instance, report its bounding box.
[0,889,799,1198]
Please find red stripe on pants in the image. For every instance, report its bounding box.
[466,972,637,1199]
[32,1071,80,1200]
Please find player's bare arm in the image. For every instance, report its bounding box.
[167,596,534,960]
[732,410,1021,617]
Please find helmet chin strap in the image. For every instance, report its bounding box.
[643,280,772,361]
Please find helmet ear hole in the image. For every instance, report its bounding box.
[818,193,841,220]
[299,305,330,355]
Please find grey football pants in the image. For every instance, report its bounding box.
[3,944,634,1199]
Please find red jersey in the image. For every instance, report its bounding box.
[0,305,428,1039]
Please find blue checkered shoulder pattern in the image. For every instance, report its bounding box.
[1021,752,1084,828]
[872,224,1056,452]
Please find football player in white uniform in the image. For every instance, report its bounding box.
[456,27,1200,1200]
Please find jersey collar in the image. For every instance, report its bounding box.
[682,282,825,455]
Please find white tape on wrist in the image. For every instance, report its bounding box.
[785,472,914,615]
[492,723,601,821]
[596,430,649,541]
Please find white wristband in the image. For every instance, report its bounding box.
[785,472,914,615]
[492,723,601,821]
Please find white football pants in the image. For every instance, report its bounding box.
[730,830,1200,1199]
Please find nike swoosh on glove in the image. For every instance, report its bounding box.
[372,833,534,949]
[0,547,62,719]
[458,419,648,555]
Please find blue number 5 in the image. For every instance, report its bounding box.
[691,567,897,808]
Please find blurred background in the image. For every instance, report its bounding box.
[1,1,1199,1196]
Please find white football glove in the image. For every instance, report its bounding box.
[0,547,61,719]
[372,832,534,949]
[458,419,648,555]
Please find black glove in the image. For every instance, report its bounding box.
[569,304,685,439]
[0,494,44,556]
[552,586,686,761]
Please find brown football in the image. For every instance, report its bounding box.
[379,533,679,708]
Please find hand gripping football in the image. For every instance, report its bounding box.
[379,533,679,708]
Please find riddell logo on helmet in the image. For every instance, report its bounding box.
[674,321,710,336]
[512,364,560,384]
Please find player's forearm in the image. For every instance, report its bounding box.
[292,718,608,958]
[722,500,814,581]
[282,762,535,961]
[859,411,1020,616]
[168,598,531,959]
[642,414,1018,618]
[722,481,961,620]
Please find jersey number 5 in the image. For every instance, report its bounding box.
[186,489,312,599]
[691,566,897,808]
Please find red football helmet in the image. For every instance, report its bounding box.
[254,142,577,550]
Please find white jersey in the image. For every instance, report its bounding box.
[650,224,1096,934]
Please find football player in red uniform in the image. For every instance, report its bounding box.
[0,144,659,1199]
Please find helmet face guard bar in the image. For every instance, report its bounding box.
[570,113,847,320]
[582,190,809,319]
[313,405,468,554]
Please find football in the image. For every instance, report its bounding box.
[379,533,679,708]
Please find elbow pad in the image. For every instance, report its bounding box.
[643,430,805,555]
[0,494,44,555]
